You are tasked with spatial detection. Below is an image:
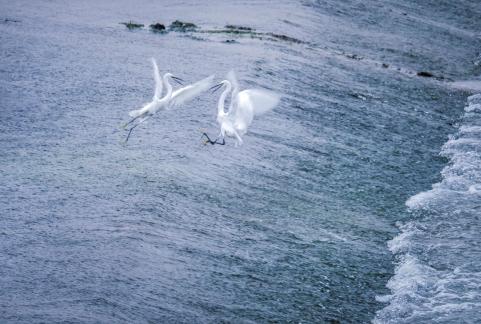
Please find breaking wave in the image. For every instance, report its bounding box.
[375,94,481,323]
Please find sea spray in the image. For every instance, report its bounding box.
[375,94,481,323]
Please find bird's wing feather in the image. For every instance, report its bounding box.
[233,92,255,132]
[239,89,280,116]
[151,58,162,100]
[227,70,239,95]
[169,75,215,108]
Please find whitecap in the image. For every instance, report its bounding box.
[468,184,481,194]
[376,93,481,323]
[464,103,481,112]
[468,93,481,105]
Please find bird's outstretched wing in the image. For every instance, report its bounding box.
[169,75,215,108]
[151,58,163,100]
[233,89,280,135]
[240,89,280,116]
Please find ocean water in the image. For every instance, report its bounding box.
[0,0,480,323]
[374,93,481,323]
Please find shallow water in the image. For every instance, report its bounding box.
[1,0,480,323]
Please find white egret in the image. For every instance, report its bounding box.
[123,58,215,142]
[202,73,280,146]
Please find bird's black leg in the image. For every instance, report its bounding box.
[125,123,142,142]
[201,132,216,145]
[123,115,142,129]
[216,137,225,145]
[125,127,135,142]
[201,133,225,145]
[124,115,152,142]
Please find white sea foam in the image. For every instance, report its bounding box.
[405,189,438,209]
[451,80,481,92]
[375,94,481,323]
[468,184,481,194]
[465,103,481,112]
[467,93,481,105]
[375,253,481,323]
[459,125,481,134]
[387,222,418,254]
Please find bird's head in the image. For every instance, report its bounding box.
[209,80,231,93]
[165,73,184,85]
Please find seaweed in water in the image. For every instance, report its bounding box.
[169,20,197,32]
[417,71,434,77]
[265,32,304,44]
[3,18,20,23]
[345,53,363,60]
[121,19,305,45]
[205,29,252,35]
[225,25,254,31]
[150,23,166,32]
[120,21,144,30]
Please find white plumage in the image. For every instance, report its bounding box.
[203,71,280,146]
[124,58,214,142]
[169,75,215,109]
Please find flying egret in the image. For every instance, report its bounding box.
[201,73,280,146]
[123,59,215,142]
[123,58,182,140]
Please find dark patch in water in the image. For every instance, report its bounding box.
[203,28,252,35]
[265,32,304,44]
[120,19,305,44]
[282,19,302,27]
[169,20,197,32]
[417,71,434,77]
[345,53,363,60]
[120,21,144,30]
[149,23,166,32]
[225,24,254,31]
[201,28,306,44]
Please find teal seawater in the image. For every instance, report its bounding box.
[0,0,480,322]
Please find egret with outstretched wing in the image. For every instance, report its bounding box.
[202,73,280,146]
[123,59,214,142]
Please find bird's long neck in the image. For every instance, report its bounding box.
[162,74,174,100]
[217,83,232,117]
[228,86,237,112]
